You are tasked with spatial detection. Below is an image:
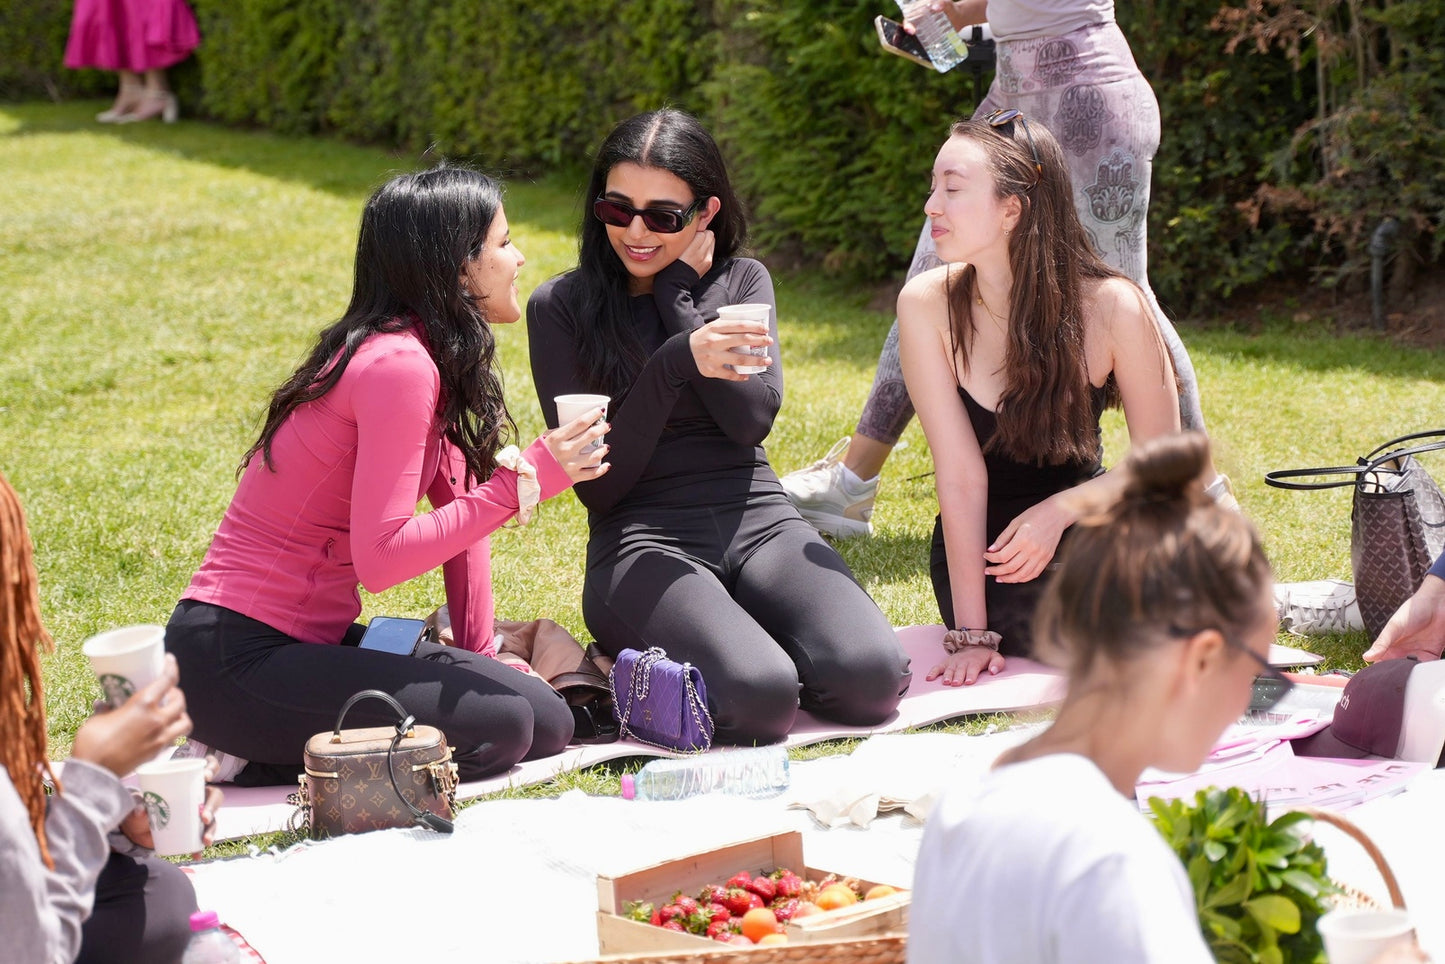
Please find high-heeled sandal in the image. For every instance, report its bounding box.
[96,90,144,123]
[117,91,179,125]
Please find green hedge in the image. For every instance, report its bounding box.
[8,0,1435,315]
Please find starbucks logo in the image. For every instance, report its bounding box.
[98,674,135,705]
[142,790,171,829]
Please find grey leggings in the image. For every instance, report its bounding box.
[857,20,1206,446]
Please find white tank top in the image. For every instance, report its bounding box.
[985,0,1114,41]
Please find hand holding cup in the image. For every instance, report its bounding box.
[690,311,773,381]
[70,653,191,780]
[549,394,611,483]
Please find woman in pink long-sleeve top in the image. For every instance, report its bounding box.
[165,166,609,784]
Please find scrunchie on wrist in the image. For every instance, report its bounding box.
[942,628,1003,654]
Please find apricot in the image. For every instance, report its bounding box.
[757,933,789,946]
[815,884,858,911]
[740,907,782,943]
[864,884,899,900]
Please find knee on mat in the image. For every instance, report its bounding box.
[803,644,910,726]
[709,672,800,745]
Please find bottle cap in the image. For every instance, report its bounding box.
[621,773,636,800]
[189,909,220,931]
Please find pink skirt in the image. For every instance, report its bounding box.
[65,0,200,72]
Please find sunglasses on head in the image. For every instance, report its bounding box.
[985,107,1042,176]
[593,196,705,234]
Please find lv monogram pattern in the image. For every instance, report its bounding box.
[299,726,457,838]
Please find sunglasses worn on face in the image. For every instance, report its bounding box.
[593,196,704,234]
[986,107,1042,176]
[1229,636,1296,713]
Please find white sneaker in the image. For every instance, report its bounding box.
[173,738,250,784]
[780,438,877,538]
[1274,579,1365,635]
[1205,473,1241,512]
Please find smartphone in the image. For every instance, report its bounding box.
[875,15,934,69]
[359,616,427,656]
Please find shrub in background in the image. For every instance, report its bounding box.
[11,0,1437,319]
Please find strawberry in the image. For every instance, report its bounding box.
[661,920,686,932]
[721,888,754,917]
[698,884,727,906]
[774,872,803,899]
[745,875,777,902]
[706,903,730,924]
[673,895,701,917]
[658,903,684,925]
[726,872,754,891]
[707,920,735,940]
[746,892,765,911]
[649,911,662,927]
[773,897,800,922]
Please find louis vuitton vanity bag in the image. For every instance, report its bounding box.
[293,689,458,838]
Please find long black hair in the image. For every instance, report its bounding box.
[242,164,515,486]
[571,108,748,398]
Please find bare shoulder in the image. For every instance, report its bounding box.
[897,263,957,329]
[1084,275,1152,340]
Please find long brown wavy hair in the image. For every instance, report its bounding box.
[944,115,1143,465]
[1033,432,1273,678]
[0,472,60,868]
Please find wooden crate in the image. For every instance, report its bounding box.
[596,831,909,955]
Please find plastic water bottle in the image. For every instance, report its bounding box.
[621,746,791,801]
[181,910,241,964]
[897,0,969,72]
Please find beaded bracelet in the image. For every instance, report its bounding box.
[942,628,1003,654]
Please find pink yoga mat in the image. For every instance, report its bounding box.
[208,625,1069,841]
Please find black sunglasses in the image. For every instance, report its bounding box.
[985,108,1042,176]
[593,196,705,234]
[1228,636,1296,713]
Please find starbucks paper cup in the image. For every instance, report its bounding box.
[82,624,166,708]
[135,757,207,857]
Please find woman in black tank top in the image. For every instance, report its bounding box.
[898,112,1181,685]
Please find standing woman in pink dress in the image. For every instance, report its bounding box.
[64,0,200,123]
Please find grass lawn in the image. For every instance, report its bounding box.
[4,102,1444,851]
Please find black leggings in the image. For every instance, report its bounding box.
[165,600,574,782]
[77,851,196,964]
[583,494,911,744]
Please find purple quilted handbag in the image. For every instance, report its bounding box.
[609,647,714,752]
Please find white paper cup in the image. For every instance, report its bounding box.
[716,303,771,374]
[81,624,166,708]
[1317,908,1416,964]
[135,757,207,856]
[554,393,610,455]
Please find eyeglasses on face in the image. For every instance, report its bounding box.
[1227,635,1296,713]
[592,196,704,234]
[985,107,1042,176]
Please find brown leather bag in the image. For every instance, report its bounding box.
[292,690,458,838]
[426,608,619,743]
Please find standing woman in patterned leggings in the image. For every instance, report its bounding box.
[782,0,1231,539]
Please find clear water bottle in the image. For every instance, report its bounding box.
[621,746,791,801]
[181,910,241,964]
[897,0,969,72]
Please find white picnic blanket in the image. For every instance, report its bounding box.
[187,730,1444,963]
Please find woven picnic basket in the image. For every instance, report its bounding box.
[590,933,907,964]
[1295,807,1406,913]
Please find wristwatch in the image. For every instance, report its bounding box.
[942,628,1002,654]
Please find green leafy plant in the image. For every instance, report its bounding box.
[1149,787,1340,964]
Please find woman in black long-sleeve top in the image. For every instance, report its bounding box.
[527,109,910,744]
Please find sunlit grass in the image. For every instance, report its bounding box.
[5,102,1444,841]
